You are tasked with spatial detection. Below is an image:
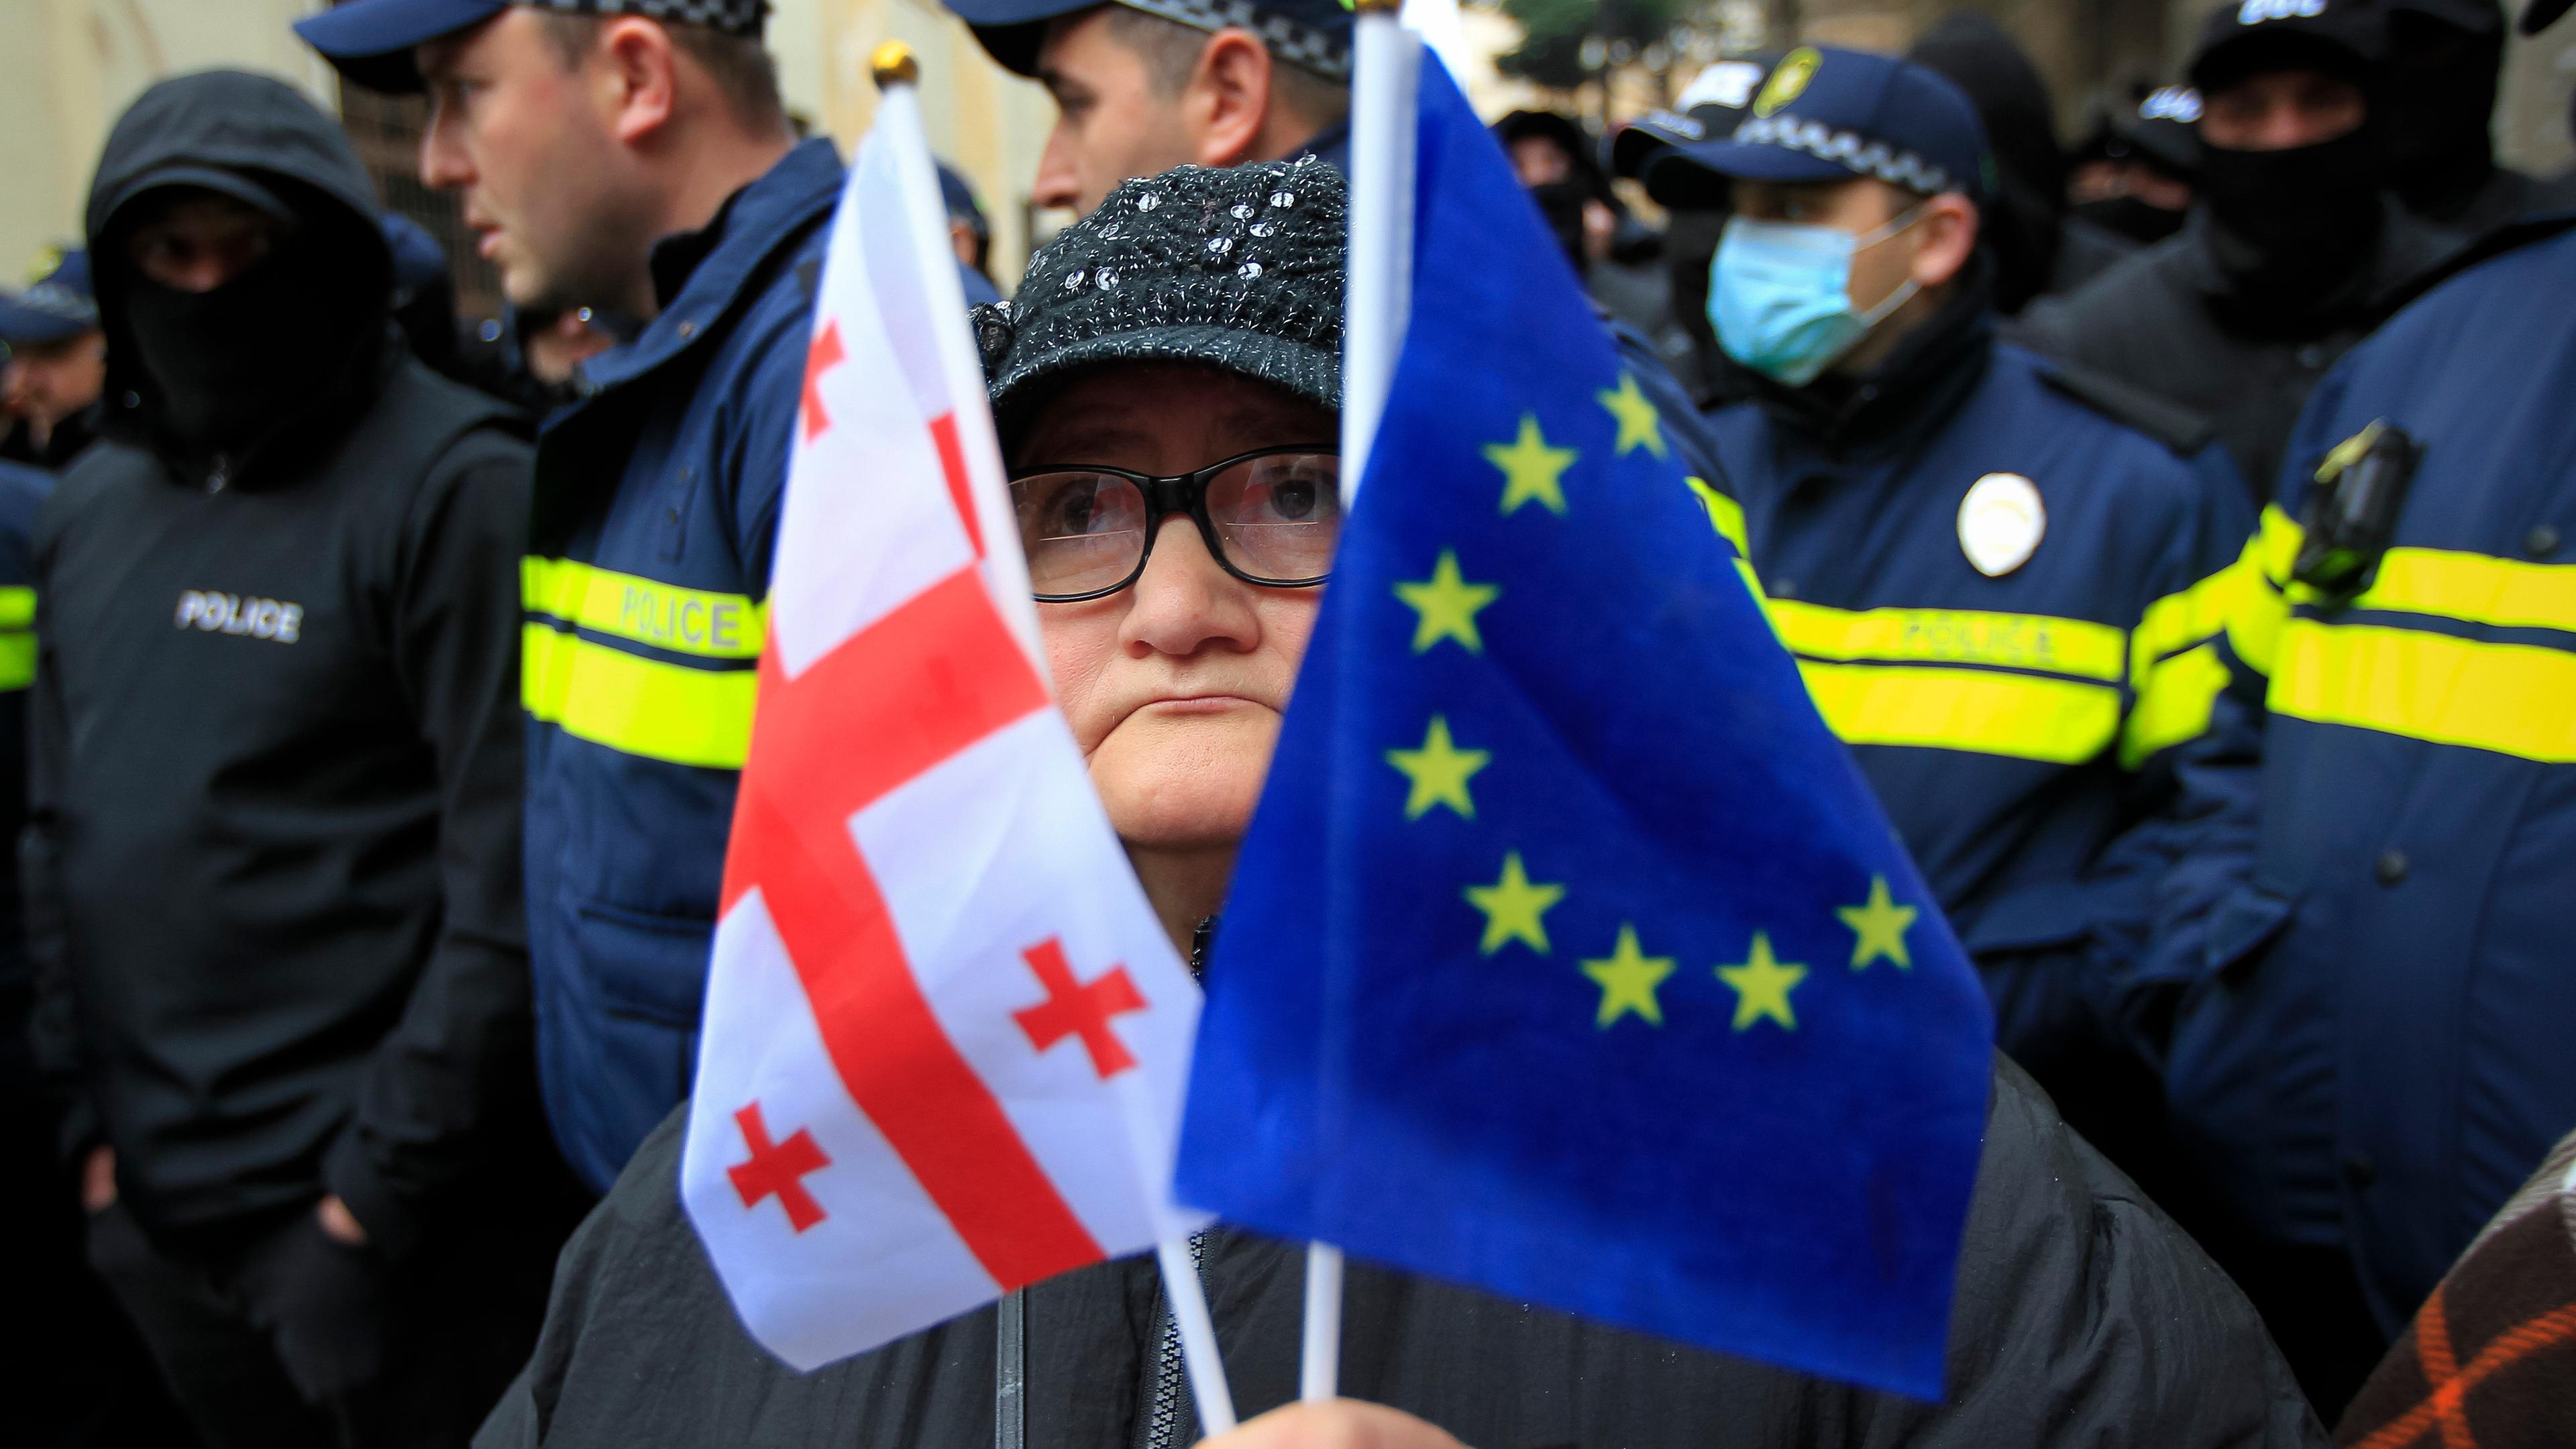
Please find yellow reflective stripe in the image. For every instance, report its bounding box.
[2131,561,2241,678]
[2270,620,2576,763]
[1798,660,2122,764]
[521,556,763,661]
[2351,548,2576,634]
[2225,512,2299,677]
[1681,476,1769,612]
[2122,641,2229,767]
[1686,476,1750,558]
[0,631,32,692]
[0,586,34,630]
[1771,599,2125,682]
[2257,504,2302,584]
[523,623,757,769]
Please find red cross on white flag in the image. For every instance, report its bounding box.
[677,80,1206,1373]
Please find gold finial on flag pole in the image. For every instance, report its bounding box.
[870,40,920,89]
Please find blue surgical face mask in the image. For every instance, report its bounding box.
[1709,209,1925,388]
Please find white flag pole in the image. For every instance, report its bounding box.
[1303,0,1421,1406]
[869,44,1046,676]
[873,40,1240,1438]
[1338,0,1420,509]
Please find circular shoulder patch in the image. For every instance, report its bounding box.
[1957,472,2046,577]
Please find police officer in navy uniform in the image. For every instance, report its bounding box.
[0,248,107,471]
[2017,0,2464,499]
[2131,6,2576,1410]
[940,0,1726,490]
[938,0,1360,215]
[1646,46,2256,1200]
[298,0,841,1193]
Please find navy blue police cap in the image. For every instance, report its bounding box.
[297,0,770,94]
[0,248,99,345]
[942,0,1352,82]
[1642,44,1990,210]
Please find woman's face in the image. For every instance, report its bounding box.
[1018,364,1335,853]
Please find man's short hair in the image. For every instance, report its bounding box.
[537,12,786,127]
[1098,5,1348,127]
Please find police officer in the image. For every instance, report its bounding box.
[0,248,105,470]
[2132,60,2576,1415]
[942,0,1358,216]
[298,0,837,1193]
[1646,46,2255,1192]
[938,162,1005,306]
[2017,0,2463,498]
[944,0,1724,485]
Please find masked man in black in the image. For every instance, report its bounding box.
[27,70,576,1448]
[2015,0,2463,497]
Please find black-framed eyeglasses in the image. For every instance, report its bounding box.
[1010,445,1342,602]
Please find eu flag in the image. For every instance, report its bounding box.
[1173,55,1994,1399]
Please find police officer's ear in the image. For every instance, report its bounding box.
[1904,191,1980,292]
[1185,28,1281,169]
[594,15,688,145]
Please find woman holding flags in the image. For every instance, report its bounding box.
[470,26,2315,1443]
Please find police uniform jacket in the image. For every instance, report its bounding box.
[1701,284,2253,1170]
[2145,219,2576,1336]
[0,463,43,991]
[2015,201,2463,500]
[523,138,840,1192]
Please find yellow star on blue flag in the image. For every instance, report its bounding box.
[1483,414,1575,515]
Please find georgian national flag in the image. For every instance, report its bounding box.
[679,84,1205,1372]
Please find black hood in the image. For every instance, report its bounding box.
[83,70,394,474]
[1907,13,2069,316]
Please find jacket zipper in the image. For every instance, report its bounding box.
[1139,1231,1209,1449]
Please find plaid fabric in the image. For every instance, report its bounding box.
[2334,1133,2576,1449]
[524,0,768,37]
[1120,0,1350,79]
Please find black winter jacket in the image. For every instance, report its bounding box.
[24,71,545,1261]
[2013,203,2461,496]
[476,1061,2324,1448]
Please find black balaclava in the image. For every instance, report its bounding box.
[2190,16,2388,319]
[1907,11,2067,315]
[2380,2,2508,222]
[112,184,382,462]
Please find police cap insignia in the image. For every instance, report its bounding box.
[1753,47,1821,118]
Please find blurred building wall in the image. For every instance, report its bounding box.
[0,0,335,289]
[772,0,1063,283]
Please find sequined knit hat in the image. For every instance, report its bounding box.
[976,158,1345,438]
